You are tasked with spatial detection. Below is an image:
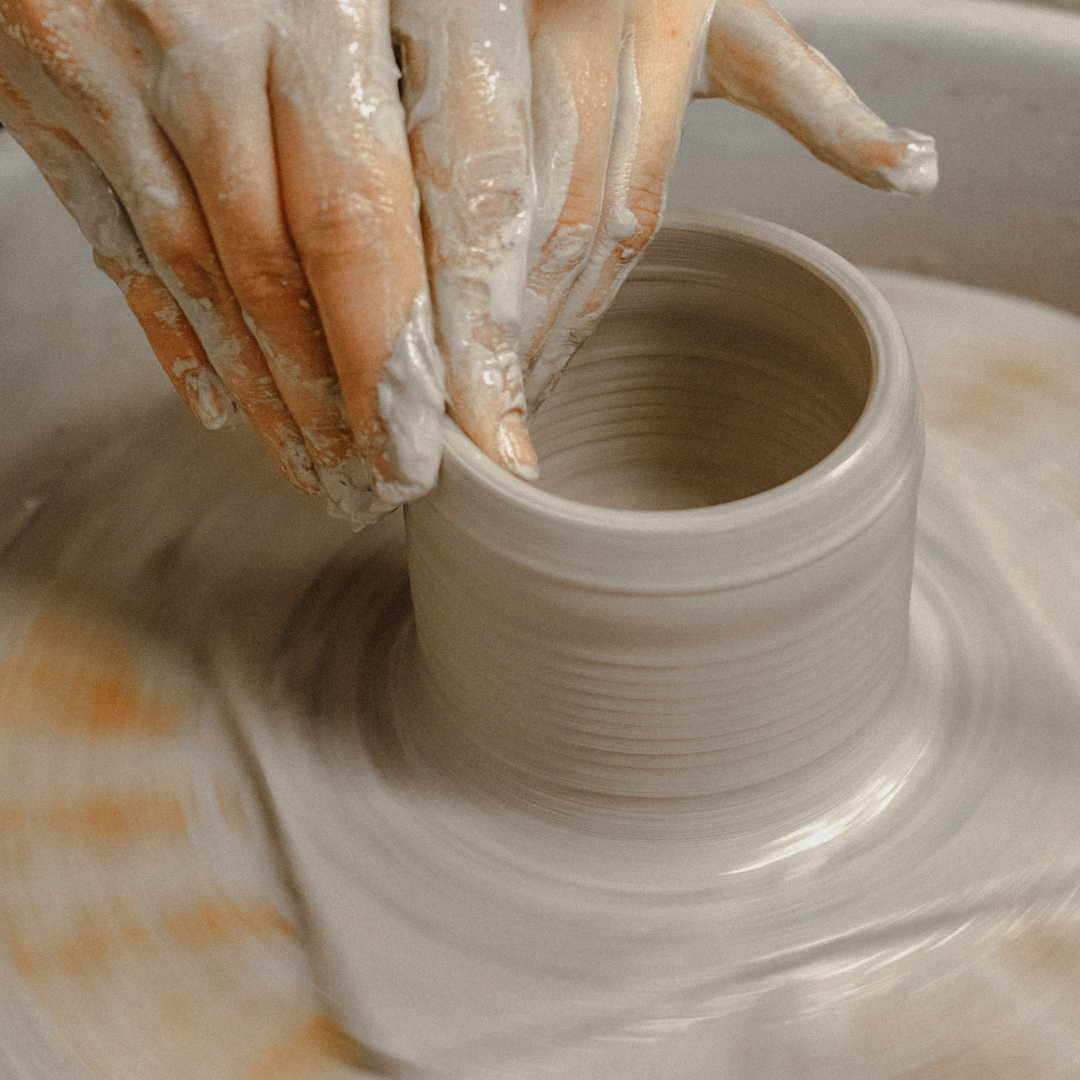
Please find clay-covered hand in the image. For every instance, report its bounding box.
[392,0,539,488]
[0,0,454,527]
[522,0,939,405]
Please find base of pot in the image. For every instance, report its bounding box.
[2,273,1080,1079]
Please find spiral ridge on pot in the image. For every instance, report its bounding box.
[403,217,924,837]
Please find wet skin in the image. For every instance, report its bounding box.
[0,0,936,525]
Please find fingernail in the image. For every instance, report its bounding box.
[277,437,323,496]
[187,367,237,430]
[496,412,539,482]
[881,129,938,196]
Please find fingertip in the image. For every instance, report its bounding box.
[452,402,538,483]
[841,129,938,196]
[318,448,401,530]
[495,412,539,482]
[182,363,239,430]
[880,130,939,196]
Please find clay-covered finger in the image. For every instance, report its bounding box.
[85,117,322,495]
[521,0,624,373]
[394,0,538,480]
[270,1,446,517]
[700,0,938,195]
[0,66,235,431]
[151,48,386,523]
[525,0,714,406]
[0,30,316,491]
[94,253,237,430]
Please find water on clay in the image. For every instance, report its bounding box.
[3,199,1080,1077]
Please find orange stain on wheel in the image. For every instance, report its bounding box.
[244,1014,371,1080]
[0,788,192,868]
[34,901,156,981]
[0,611,184,740]
[885,1035,1043,1080]
[927,347,1079,444]
[987,355,1073,396]
[161,894,298,952]
[5,892,297,983]
[1000,921,1080,1001]
[928,382,1011,440]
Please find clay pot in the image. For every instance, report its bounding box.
[402,210,923,840]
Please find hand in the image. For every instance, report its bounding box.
[0,0,938,529]
[521,0,938,405]
[0,0,448,527]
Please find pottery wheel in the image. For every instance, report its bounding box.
[2,270,1080,1080]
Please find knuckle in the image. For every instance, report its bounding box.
[294,194,382,276]
[228,253,312,323]
[109,0,188,50]
[156,246,220,301]
[448,154,530,255]
[540,219,596,276]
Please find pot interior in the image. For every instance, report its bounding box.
[530,226,873,511]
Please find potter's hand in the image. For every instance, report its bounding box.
[393,0,538,484]
[523,0,939,405]
[0,0,449,527]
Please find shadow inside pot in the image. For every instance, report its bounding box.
[530,225,872,511]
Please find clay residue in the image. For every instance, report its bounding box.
[927,347,1079,443]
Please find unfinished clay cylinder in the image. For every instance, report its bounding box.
[403,210,923,838]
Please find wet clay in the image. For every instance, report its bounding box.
[529,225,871,510]
[4,200,1080,1078]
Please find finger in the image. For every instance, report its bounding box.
[700,0,938,195]
[521,0,623,372]
[269,1,446,518]
[74,102,324,496]
[11,8,327,494]
[150,38,385,525]
[94,253,237,430]
[525,0,713,406]
[395,0,539,480]
[0,64,235,430]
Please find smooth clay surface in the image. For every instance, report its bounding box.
[529,224,872,510]
[3,144,1080,1079]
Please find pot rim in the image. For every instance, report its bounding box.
[439,208,918,541]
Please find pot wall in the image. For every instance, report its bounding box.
[404,214,924,832]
